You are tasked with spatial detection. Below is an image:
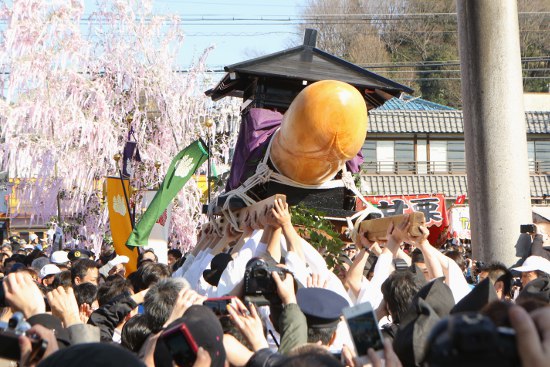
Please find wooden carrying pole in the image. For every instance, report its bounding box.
[359,212,426,242]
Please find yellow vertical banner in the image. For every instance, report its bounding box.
[106,177,138,274]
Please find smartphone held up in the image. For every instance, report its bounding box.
[343,302,384,356]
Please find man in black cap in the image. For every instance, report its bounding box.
[296,287,349,347]
[68,248,93,262]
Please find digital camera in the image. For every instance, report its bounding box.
[0,312,47,361]
[423,313,519,367]
[243,257,290,306]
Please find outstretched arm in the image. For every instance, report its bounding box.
[272,199,305,262]
[406,226,443,280]
[345,230,374,296]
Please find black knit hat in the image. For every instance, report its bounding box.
[203,253,233,287]
[38,343,145,367]
[155,305,226,367]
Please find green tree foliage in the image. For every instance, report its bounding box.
[518,0,550,93]
[297,0,391,65]
[297,0,550,108]
[291,204,346,270]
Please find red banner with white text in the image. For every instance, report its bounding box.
[357,194,449,247]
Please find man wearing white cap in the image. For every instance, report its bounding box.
[51,250,71,270]
[40,263,62,287]
[512,255,550,287]
[29,233,39,245]
[22,243,35,254]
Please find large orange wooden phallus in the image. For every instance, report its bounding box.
[270,80,368,185]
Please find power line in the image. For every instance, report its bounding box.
[374,68,550,74]
[358,57,550,69]
[382,76,550,82]
[1,11,548,24]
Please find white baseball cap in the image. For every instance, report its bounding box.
[40,264,61,279]
[29,233,38,241]
[512,255,550,275]
[51,250,70,265]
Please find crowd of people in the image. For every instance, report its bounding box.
[1,198,550,367]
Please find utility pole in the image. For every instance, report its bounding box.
[457,0,532,264]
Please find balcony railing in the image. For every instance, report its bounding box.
[361,160,550,175]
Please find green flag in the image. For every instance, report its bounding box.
[126,139,208,247]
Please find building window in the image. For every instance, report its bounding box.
[534,141,550,161]
[362,141,377,162]
[529,141,550,173]
[429,141,448,172]
[377,141,395,172]
[448,141,465,161]
[363,140,414,172]
[447,141,465,172]
[395,141,414,162]
[363,139,465,173]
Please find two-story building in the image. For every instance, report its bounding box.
[360,95,550,206]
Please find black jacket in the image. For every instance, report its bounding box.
[87,292,137,342]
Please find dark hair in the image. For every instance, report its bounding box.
[127,271,139,293]
[24,250,46,267]
[71,259,99,284]
[445,250,466,272]
[11,254,27,266]
[137,249,158,268]
[74,283,98,307]
[411,248,425,264]
[480,262,513,298]
[97,276,133,307]
[167,249,182,260]
[51,270,73,289]
[307,326,337,345]
[381,270,424,324]
[121,314,152,353]
[134,262,170,292]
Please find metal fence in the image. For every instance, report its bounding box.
[361,160,550,174]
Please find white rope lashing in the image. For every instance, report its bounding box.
[208,127,377,237]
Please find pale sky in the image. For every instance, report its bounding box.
[146,0,306,69]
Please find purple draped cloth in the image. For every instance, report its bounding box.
[226,108,364,191]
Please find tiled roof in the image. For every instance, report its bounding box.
[367,110,550,134]
[361,174,550,198]
[531,175,550,198]
[376,96,456,111]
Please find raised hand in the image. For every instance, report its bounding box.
[405,225,430,248]
[306,273,328,289]
[227,297,268,351]
[46,286,81,327]
[271,199,292,229]
[509,305,550,367]
[163,288,207,328]
[3,272,46,319]
[272,271,297,305]
[18,324,59,367]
